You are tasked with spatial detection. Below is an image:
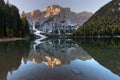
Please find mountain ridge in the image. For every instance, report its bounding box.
[73,0,120,36]
[23,5,93,35]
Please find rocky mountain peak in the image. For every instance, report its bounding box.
[25,5,93,35]
[44,5,61,17]
[31,10,41,16]
[44,5,71,18]
[44,5,61,11]
[24,10,41,21]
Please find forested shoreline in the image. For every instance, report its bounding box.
[73,0,120,37]
[0,0,29,38]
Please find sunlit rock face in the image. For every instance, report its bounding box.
[26,39,92,67]
[25,5,93,35]
[44,5,62,17]
[25,10,41,21]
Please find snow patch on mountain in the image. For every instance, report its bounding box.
[25,5,93,35]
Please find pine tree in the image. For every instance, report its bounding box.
[73,0,120,37]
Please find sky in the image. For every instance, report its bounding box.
[4,0,112,14]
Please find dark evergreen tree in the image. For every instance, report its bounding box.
[0,0,30,38]
[73,0,120,36]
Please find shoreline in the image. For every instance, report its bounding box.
[71,35,120,38]
[0,38,25,42]
[1,35,120,42]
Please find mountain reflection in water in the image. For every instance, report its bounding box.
[27,39,92,67]
[44,56,61,68]
[6,39,120,80]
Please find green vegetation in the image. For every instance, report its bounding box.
[0,0,30,38]
[73,0,120,36]
[74,38,120,75]
[0,40,30,80]
[21,11,30,37]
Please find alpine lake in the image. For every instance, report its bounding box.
[0,38,120,80]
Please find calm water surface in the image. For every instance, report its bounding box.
[0,38,120,80]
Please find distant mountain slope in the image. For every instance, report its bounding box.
[73,0,120,36]
[24,5,92,35]
[25,10,41,21]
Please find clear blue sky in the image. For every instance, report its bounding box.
[4,0,111,14]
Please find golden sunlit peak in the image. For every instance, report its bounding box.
[44,5,61,11]
[44,56,61,68]
[44,5,62,18]
[32,58,37,64]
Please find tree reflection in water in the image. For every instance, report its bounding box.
[27,39,92,66]
[5,38,120,80]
